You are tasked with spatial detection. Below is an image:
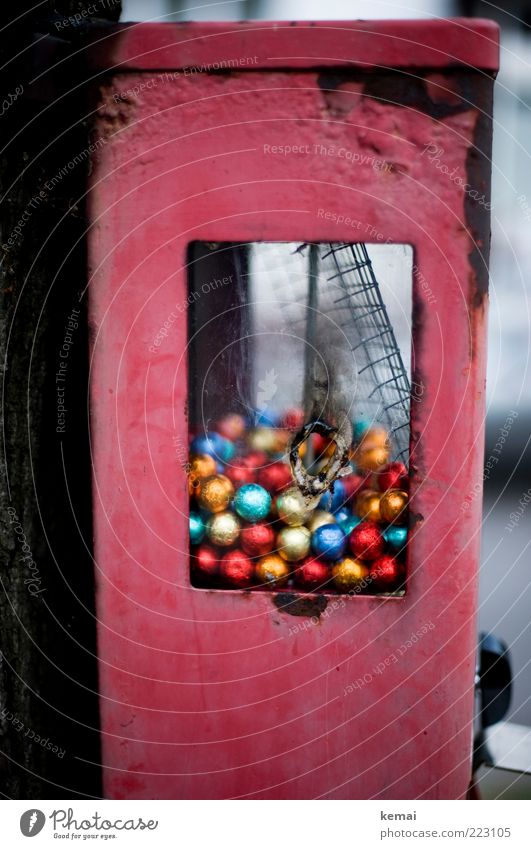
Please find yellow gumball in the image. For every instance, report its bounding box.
[332,557,369,591]
[198,474,234,513]
[206,511,240,546]
[307,510,336,533]
[277,526,311,562]
[276,487,311,527]
[355,489,382,522]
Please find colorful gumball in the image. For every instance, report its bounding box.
[248,427,280,454]
[241,522,275,557]
[295,557,330,590]
[349,521,385,561]
[359,425,389,450]
[307,510,336,533]
[339,515,362,536]
[257,461,292,493]
[311,524,347,562]
[356,445,389,472]
[376,461,408,493]
[277,526,311,561]
[332,557,369,591]
[355,489,382,523]
[197,474,234,513]
[341,473,370,502]
[255,554,290,587]
[276,487,311,527]
[244,450,269,470]
[319,480,347,513]
[280,407,305,430]
[224,458,256,487]
[190,431,227,461]
[207,511,240,547]
[353,418,371,442]
[334,507,351,526]
[380,489,408,524]
[217,413,246,442]
[233,483,271,523]
[220,549,254,588]
[384,526,408,552]
[369,554,404,591]
[191,545,219,579]
[189,511,206,545]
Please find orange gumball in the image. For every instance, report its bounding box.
[255,554,290,587]
[356,445,390,472]
[188,453,217,497]
[355,489,382,523]
[197,474,234,513]
[380,489,408,523]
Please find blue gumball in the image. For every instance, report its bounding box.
[311,524,347,562]
[334,507,351,526]
[234,483,271,523]
[190,431,225,459]
[319,480,347,513]
[353,418,371,442]
[189,511,206,545]
[384,526,408,552]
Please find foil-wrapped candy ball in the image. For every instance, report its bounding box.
[355,489,382,523]
[353,418,371,442]
[311,524,347,562]
[240,522,275,557]
[339,515,362,536]
[255,554,290,587]
[245,450,269,470]
[307,510,336,533]
[384,525,408,552]
[376,461,408,493]
[341,473,370,502]
[277,526,311,561]
[191,545,219,580]
[188,453,218,497]
[380,489,408,524]
[217,413,247,442]
[219,549,254,588]
[206,511,240,547]
[280,407,305,431]
[248,427,281,454]
[369,554,404,591]
[276,487,311,527]
[197,474,234,513]
[319,480,347,513]
[257,461,293,493]
[233,483,271,523]
[294,557,330,590]
[332,557,369,591]
[356,445,390,472]
[349,520,385,561]
[334,507,351,526]
[190,431,234,463]
[189,511,206,545]
[359,425,389,450]
[224,458,257,487]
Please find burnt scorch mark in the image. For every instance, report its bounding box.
[273,593,328,619]
[316,70,471,120]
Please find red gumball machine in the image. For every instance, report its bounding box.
[86,20,499,798]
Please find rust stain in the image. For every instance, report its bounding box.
[273,593,328,619]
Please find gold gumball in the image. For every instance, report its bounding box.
[248,427,279,454]
[206,511,240,546]
[332,557,369,591]
[356,445,390,472]
[255,554,290,587]
[380,489,408,524]
[355,489,382,522]
[277,526,311,561]
[188,454,217,496]
[276,486,311,527]
[197,474,234,513]
[360,426,389,450]
[307,510,336,533]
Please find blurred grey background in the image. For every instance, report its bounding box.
[120,0,531,770]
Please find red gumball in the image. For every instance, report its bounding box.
[244,450,269,471]
[224,458,256,487]
[281,407,305,430]
[192,545,219,579]
[369,554,404,591]
[349,521,385,561]
[257,461,293,493]
[241,523,275,557]
[342,473,371,502]
[219,549,254,588]
[295,557,330,590]
[376,461,408,493]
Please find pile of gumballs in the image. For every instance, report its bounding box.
[188,409,409,594]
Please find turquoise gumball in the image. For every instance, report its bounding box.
[339,515,362,536]
[234,483,271,523]
[189,511,206,545]
[384,526,408,552]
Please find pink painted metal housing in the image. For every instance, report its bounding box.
[87,19,499,799]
